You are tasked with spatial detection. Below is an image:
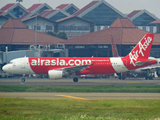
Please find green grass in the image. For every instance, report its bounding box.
[0,85,160,93]
[0,98,160,120]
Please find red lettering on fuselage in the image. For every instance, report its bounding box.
[30,58,92,66]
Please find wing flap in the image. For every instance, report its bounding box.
[62,64,90,73]
[51,64,91,74]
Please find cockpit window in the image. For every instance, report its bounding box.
[10,61,15,64]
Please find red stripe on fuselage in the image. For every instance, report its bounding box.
[28,57,117,75]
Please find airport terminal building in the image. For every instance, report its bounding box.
[0,0,160,59]
[61,18,160,58]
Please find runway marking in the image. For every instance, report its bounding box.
[56,95,90,100]
[126,82,141,84]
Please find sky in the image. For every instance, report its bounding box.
[0,0,160,18]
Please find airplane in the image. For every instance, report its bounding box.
[110,34,160,80]
[2,33,157,82]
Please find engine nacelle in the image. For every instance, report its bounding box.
[48,70,63,79]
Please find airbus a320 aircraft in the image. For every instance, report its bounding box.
[2,33,157,82]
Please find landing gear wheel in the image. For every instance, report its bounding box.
[73,77,78,82]
[145,76,148,80]
[21,78,25,82]
[149,76,153,80]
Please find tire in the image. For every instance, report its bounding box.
[73,77,78,82]
[21,78,25,82]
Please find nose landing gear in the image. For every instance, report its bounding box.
[73,77,78,82]
[21,77,25,82]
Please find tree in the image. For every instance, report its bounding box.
[46,31,68,40]
[57,32,68,40]
[46,31,57,37]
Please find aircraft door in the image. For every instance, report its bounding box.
[21,60,26,69]
[20,58,29,74]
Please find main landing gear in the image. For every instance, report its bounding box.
[21,77,25,82]
[145,70,154,80]
[21,74,25,82]
[145,75,153,80]
[73,77,78,82]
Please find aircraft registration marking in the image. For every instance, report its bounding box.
[56,95,90,100]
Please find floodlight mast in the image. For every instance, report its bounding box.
[35,13,38,50]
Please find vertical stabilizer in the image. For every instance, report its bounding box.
[124,33,155,67]
[128,33,154,59]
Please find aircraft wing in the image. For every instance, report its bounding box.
[140,65,160,71]
[56,64,91,74]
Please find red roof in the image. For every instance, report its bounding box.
[56,15,75,22]
[40,10,49,16]
[56,4,69,9]
[127,10,141,18]
[28,4,42,11]
[22,15,55,24]
[0,18,64,45]
[41,10,56,17]
[150,19,160,24]
[110,18,136,28]
[2,18,27,29]
[61,18,160,45]
[1,3,15,11]
[62,28,160,45]
[56,15,93,24]
[0,12,5,16]
[20,12,32,20]
[74,1,99,16]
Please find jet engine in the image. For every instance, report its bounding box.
[48,70,63,79]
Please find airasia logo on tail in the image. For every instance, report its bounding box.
[129,36,152,66]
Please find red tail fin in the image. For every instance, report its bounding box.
[125,33,154,66]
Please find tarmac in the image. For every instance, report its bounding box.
[0,78,160,86]
[0,93,160,100]
[0,78,160,100]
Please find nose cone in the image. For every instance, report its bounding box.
[2,65,7,72]
[2,64,12,73]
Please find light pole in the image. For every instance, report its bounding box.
[35,13,38,50]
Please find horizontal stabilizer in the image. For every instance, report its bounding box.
[135,60,153,66]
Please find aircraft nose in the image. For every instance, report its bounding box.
[2,65,8,72]
[2,64,12,73]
